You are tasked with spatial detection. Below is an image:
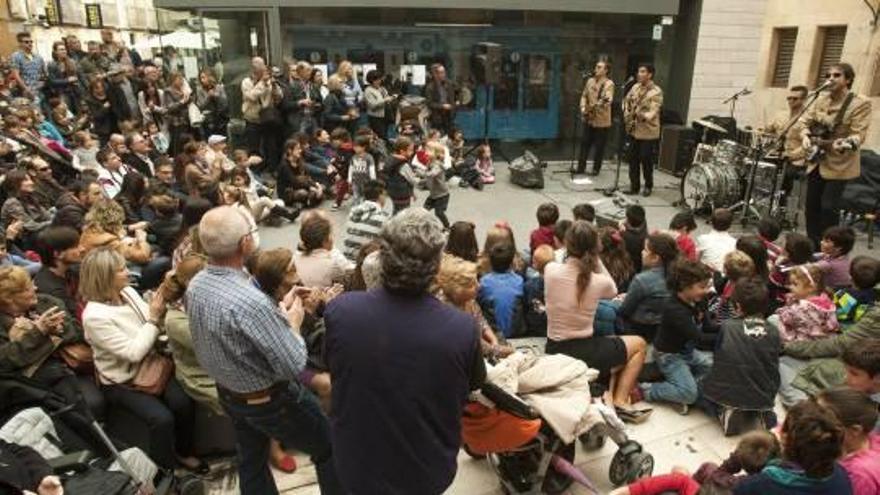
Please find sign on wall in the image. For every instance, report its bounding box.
[44,0,61,26]
[85,4,102,28]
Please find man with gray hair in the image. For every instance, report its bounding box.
[186,206,342,495]
[324,207,486,494]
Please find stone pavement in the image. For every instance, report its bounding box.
[210,159,872,494]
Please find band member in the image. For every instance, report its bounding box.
[623,64,663,197]
[764,85,808,201]
[425,63,459,136]
[799,62,872,245]
[577,61,615,176]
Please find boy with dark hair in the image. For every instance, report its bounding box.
[343,180,390,262]
[757,216,783,263]
[572,203,595,223]
[330,127,354,210]
[842,338,880,402]
[529,202,559,253]
[348,135,377,206]
[32,226,81,316]
[147,192,182,256]
[384,136,417,214]
[816,226,857,289]
[700,277,781,434]
[478,241,525,338]
[697,207,737,272]
[640,259,715,413]
[834,255,880,324]
[622,204,648,273]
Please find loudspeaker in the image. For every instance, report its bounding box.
[472,42,503,85]
[659,125,698,177]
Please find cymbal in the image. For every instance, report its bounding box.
[693,119,728,134]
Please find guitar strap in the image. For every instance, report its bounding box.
[832,91,855,131]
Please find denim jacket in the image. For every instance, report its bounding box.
[618,267,669,326]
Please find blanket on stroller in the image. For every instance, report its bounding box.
[486,352,603,444]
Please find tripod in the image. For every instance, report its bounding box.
[464,83,513,163]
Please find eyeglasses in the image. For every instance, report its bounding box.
[826,72,843,78]
[786,96,802,101]
[21,40,32,44]
[36,167,50,172]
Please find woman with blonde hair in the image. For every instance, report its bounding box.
[334,60,363,110]
[80,247,203,471]
[322,74,357,133]
[79,199,151,264]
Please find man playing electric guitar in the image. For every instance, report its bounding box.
[623,63,663,197]
[799,62,872,245]
[577,60,615,176]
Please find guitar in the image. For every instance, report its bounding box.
[806,122,856,164]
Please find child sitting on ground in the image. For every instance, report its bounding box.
[599,226,635,292]
[448,128,465,165]
[835,255,880,324]
[815,226,856,290]
[771,264,839,343]
[697,208,738,273]
[700,277,781,435]
[572,203,595,223]
[709,250,756,325]
[770,232,815,295]
[474,144,495,184]
[669,211,698,261]
[816,387,880,495]
[842,338,880,404]
[639,259,716,413]
[758,216,783,264]
[478,240,525,338]
[529,202,559,253]
[610,430,780,495]
[552,219,572,263]
[524,244,554,336]
[618,232,679,343]
[622,205,648,273]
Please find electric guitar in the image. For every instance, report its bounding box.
[806,122,856,164]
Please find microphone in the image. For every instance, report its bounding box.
[741,87,752,96]
[810,80,834,95]
[624,75,635,85]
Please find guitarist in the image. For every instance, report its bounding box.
[623,64,663,197]
[799,62,872,245]
[577,60,615,176]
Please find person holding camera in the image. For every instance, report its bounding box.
[364,70,395,140]
[241,57,283,173]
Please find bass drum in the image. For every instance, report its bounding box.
[681,162,742,211]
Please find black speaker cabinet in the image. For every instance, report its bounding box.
[473,42,503,85]
[659,125,698,177]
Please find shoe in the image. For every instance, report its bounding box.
[625,187,640,195]
[271,453,298,473]
[641,188,652,197]
[271,205,301,222]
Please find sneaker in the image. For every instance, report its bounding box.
[641,187,652,197]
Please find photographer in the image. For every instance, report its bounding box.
[241,57,283,172]
[195,68,229,138]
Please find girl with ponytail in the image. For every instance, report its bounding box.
[618,232,679,342]
[544,220,651,423]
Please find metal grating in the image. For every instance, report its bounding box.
[771,27,797,88]
[815,26,847,87]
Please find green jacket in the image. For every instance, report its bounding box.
[0,294,83,376]
[784,305,880,396]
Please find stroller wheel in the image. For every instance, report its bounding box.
[462,443,487,460]
[176,473,206,495]
[578,424,608,451]
[541,442,575,495]
[609,443,654,486]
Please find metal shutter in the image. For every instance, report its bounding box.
[771,28,797,88]
[815,26,847,87]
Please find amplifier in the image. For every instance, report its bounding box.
[659,125,698,177]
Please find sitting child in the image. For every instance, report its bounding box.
[696,207,737,273]
[669,211,698,261]
[478,241,525,338]
[524,245,554,337]
[758,216,783,265]
[640,259,716,412]
[700,277,781,435]
[529,202,559,253]
[474,144,495,184]
[771,264,839,343]
[618,232,679,342]
[709,250,756,325]
[572,203,595,224]
[770,232,815,296]
[599,226,635,292]
[552,219,571,263]
[622,205,648,273]
[610,430,780,495]
[816,387,880,495]
[835,255,880,324]
[842,338,880,404]
[448,128,465,165]
[815,226,856,290]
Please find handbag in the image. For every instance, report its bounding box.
[118,289,174,395]
[187,102,204,126]
[58,342,95,374]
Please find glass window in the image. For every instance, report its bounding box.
[524,54,550,110]
[492,52,519,110]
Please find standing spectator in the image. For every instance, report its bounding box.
[335,60,363,110]
[241,57,282,171]
[185,206,343,495]
[9,32,46,102]
[324,207,485,494]
[77,41,111,81]
[364,70,394,139]
[163,72,193,156]
[85,79,117,145]
[424,63,458,136]
[384,136,418,214]
[194,68,229,138]
[47,41,82,113]
[347,135,376,205]
[64,35,86,61]
[322,74,357,134]
[138,80,166,131]
[106,67,141,124]
[281,61,320,138]
[423,141,451,229]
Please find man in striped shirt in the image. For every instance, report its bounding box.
[342,179,390,261]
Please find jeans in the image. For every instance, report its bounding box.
[628,138,658,190]
[778,355,809,408]
[577,125,610,173]
[218,384,343,495]
[645,349,713,405]
[424,194,450,228]
[593,299,619,337]
[102,378,195,469]
[805,168,845,246]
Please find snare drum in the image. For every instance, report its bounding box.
[693,143,715,165]
[681,162,742,211]
[713,139,750,176]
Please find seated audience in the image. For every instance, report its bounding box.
[618,232,679,342]
[552,219,572,263]
[697,208,737,273]
[669,211,698,261]
[771,264,838,343]
[834,255,880,324]
[1,169,53,248]
[478,223,527,276]
[33,226,82,317]
[758,216,783,264]
[444,220,479,263]
[524,244,554,337]
[572,203,595,223]
[621,205,648,273]
[599,226,635,292]
[816,387,880,495]
[529,202,558,253]
[815,226,856,290]
[477,241,525,338]
[709,250,756,324]
[293,210,354,288]
[342,180,389,262]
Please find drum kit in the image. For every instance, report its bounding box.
[680,118,798,226]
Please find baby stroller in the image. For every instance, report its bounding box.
[0,373,203,495]
[461,352,653,494]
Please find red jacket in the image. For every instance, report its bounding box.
[628,473,701,495]
[529,226,556,253]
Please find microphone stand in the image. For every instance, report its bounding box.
[597,76,635,196]
[723,88,751,120]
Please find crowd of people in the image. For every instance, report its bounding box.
[0,27,878,495]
